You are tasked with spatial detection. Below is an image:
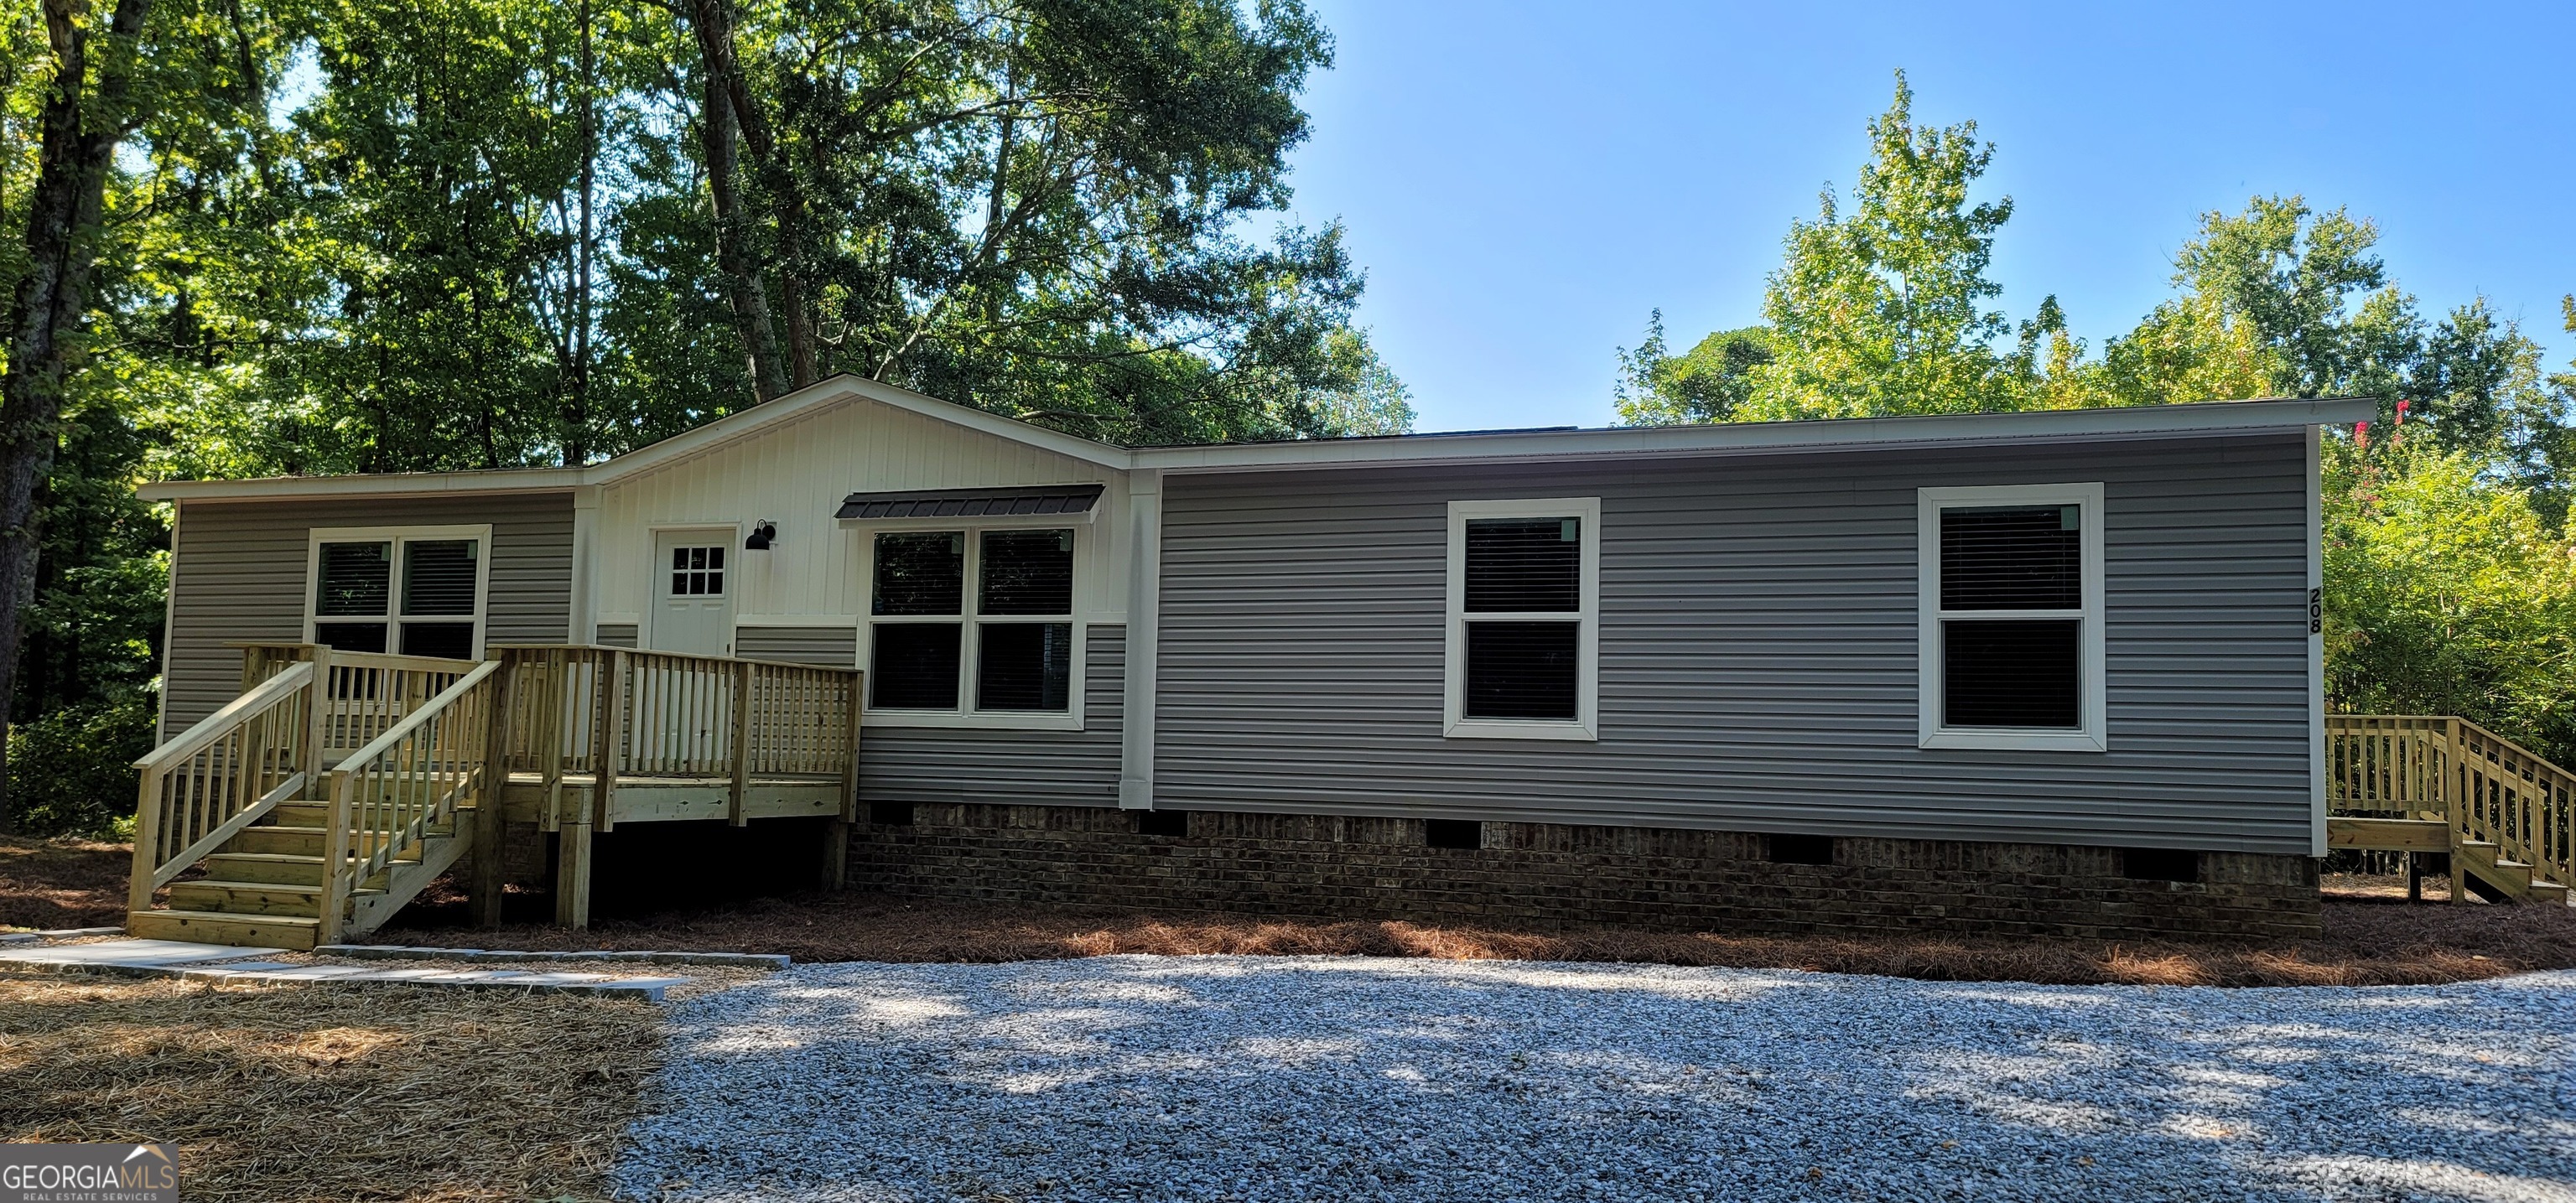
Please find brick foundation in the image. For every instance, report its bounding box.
[847,803,2323,941]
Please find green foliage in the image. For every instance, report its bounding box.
[1734,73,2035,420]
[5,691,159,838]
[1626,76,2576,765]
[2324,440,2576,766]
[1614,311,1772,425]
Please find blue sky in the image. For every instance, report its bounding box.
[1271,2,2576,433]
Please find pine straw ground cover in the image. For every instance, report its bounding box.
[377,877,2576,988]
[0,834,134,929]
[0,971,661,1202]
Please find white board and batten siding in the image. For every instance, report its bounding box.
[587,394,1131,802]
[590,393,1132,635]
[159,493,574,738]
[1150,433,2315,856]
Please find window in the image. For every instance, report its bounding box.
[865,527,1078,724]
[1918,485,2105,750]
[1445,498,1599,740]
[307,526,491,660]
[669,545,726,596]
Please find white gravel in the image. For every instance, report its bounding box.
[616,957,2576,1202]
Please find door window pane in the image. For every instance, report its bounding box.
[1943,619,2080,728]
[979,529,1074,615]
[1463,518,1581,613]
[977,622,1072,712]
[402,540,478,615]
[875,533,964,615]
[400,621,476,660]
[669,545,727,598]
[1463,620,1579,719]
[871,623,963,709]
[316,542,392,616]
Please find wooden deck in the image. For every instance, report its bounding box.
[2327,714,2572,905]
[125,643,864,947]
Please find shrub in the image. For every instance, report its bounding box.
[8,692,158,838]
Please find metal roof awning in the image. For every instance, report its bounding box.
[835,483,1105,521]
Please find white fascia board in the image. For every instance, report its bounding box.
[139,375,1133,502]
[137,469,587,502]
[583,375,1133,484]
[1134,397,2379,474]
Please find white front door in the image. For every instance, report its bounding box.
[652,530,735,656]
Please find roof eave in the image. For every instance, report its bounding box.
[1133,397,2376,474]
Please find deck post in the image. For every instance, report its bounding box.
[558,650,621,929]
[2444,717,2465,905]
[303,643,332,786]
[728,659,752,827]
[471,651,512,927]
[829,668,862,890]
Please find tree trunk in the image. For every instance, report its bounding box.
[562,0,595,464]
[685,0,788,401]
[0,0,154,835]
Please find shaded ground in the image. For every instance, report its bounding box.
[17,837,2573,987]
[380,877,2576,988]
[0,835,133,929]
[0,970,659,1202]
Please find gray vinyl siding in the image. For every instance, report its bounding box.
[1153,433,2314,855]
[735,625,857,666]
[595,623,637,649]
[161,492,575,739]
[860,625,1125,808]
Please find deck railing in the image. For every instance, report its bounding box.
[489,645,862,827]
[127,661,317,912]
[319,661,501,943]
[235,643,476,760]
[2327,713,2573,890]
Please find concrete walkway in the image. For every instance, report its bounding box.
[0,936,690,999]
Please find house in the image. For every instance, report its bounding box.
[129,377,2378,947]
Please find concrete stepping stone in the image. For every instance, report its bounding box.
[0,938,285,967]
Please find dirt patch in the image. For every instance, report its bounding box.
[0,970,661,1201]
[374,879,2576,988]
[0,835,136,930]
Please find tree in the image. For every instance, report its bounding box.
[1613,310,1772,425]
[0,0,157,832]
[1736,72,2049,421]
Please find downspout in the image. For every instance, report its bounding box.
[569,485,601,646]
[1119,469,1162,809]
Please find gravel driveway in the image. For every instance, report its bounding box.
[617,957,2576,1202]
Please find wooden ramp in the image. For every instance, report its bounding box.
[2329,715,2573,905]
[127,644,863,948]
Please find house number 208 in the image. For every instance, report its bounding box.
[2309,588,2322,634]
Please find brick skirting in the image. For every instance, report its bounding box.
[846,803,2324,941]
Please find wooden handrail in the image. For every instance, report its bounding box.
[128,661,317,911]
[319,659,503,943]
[135,661,314,771]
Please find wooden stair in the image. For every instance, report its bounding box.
[127,801,475,951]
[2455,840,2570,906]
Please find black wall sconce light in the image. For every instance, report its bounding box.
[745,519,779,551]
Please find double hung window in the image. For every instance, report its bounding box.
[868,528,1078,722]
[308,526,490,659]
[1444,498,1600,740]
[1918,485,2105,750]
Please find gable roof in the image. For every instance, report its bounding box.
[136,372,2376,501]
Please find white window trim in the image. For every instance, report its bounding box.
[1444,497,1601,741]
[855,524,1087,732]
[1917,484,2106,752]
[304,524,495,659]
